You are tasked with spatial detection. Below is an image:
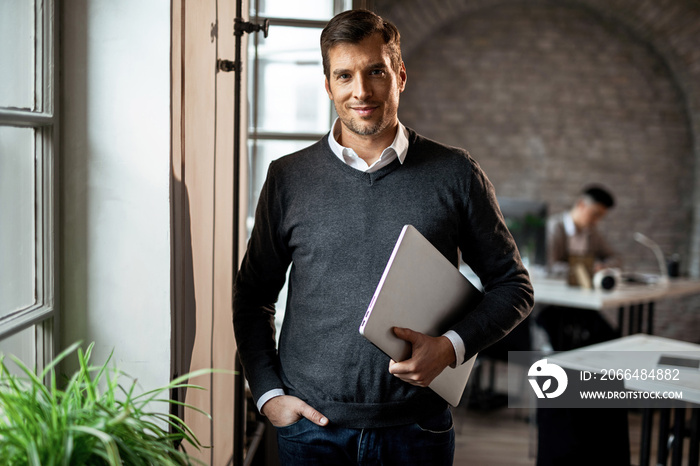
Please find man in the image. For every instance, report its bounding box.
[233,9,533,465]
[546,185,620,276]
[537,185,628,465]
[539,185,620,350]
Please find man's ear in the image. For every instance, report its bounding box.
[324,77,333,100]
[398,62,407,93]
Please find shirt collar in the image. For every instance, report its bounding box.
[563,211,577,237]
[328,118,409,170]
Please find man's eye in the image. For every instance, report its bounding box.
[370,69,385,76]
[338,73,350,80]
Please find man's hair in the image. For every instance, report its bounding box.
[320,9,402,80]
[581,185,615,209]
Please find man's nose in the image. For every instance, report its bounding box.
[353,75,372,100]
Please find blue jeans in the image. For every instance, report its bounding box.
[276,408,455,466]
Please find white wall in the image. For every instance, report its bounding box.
[61,0,171,395]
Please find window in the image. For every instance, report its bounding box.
[247,0,354,230]
[247,1,361,333]
[0,0,57,371]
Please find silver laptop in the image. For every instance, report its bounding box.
[359,225,482,406]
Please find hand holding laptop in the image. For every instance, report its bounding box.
[359,225,482,406]
[388,327,456,387]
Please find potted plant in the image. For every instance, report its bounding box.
[0,341,213,465]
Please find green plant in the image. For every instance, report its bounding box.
[0,342,212,465]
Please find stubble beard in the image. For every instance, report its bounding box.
[335,101,389,137]
[342,116,384,136]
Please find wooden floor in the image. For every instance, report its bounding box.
[453,406,692,466]
[454,406,535,466]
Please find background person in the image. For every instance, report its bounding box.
[546,185,621,277]
[538,184,620,350]
[536,184,629,465]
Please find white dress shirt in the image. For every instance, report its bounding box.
[563,211,589,255]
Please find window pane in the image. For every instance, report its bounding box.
[0,127,36,317]
[0,326,36,375]
[253,26,331,134]
[256,0,335,20]
[0,1,35,110]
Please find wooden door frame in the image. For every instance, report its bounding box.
[171,1,248,464]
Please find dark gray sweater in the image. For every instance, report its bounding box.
[233,129,533,428]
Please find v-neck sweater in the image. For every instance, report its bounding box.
[233,128,533,428]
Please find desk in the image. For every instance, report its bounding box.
[549,334,700,466]
[532,278,700,335]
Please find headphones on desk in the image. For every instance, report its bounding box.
[593,268,622,290]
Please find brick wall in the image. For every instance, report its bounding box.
[375,0,700,341]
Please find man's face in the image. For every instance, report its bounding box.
[574,200,608,229]
[324,33,406,141]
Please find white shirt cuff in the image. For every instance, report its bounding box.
[443,330,466,368]
[256,388,285,413]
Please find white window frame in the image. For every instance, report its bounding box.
[246,1,371,228]
[0,0,57,370]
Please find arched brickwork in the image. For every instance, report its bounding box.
[375,0,700,278]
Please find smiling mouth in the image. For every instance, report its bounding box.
[351,106,378,118]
